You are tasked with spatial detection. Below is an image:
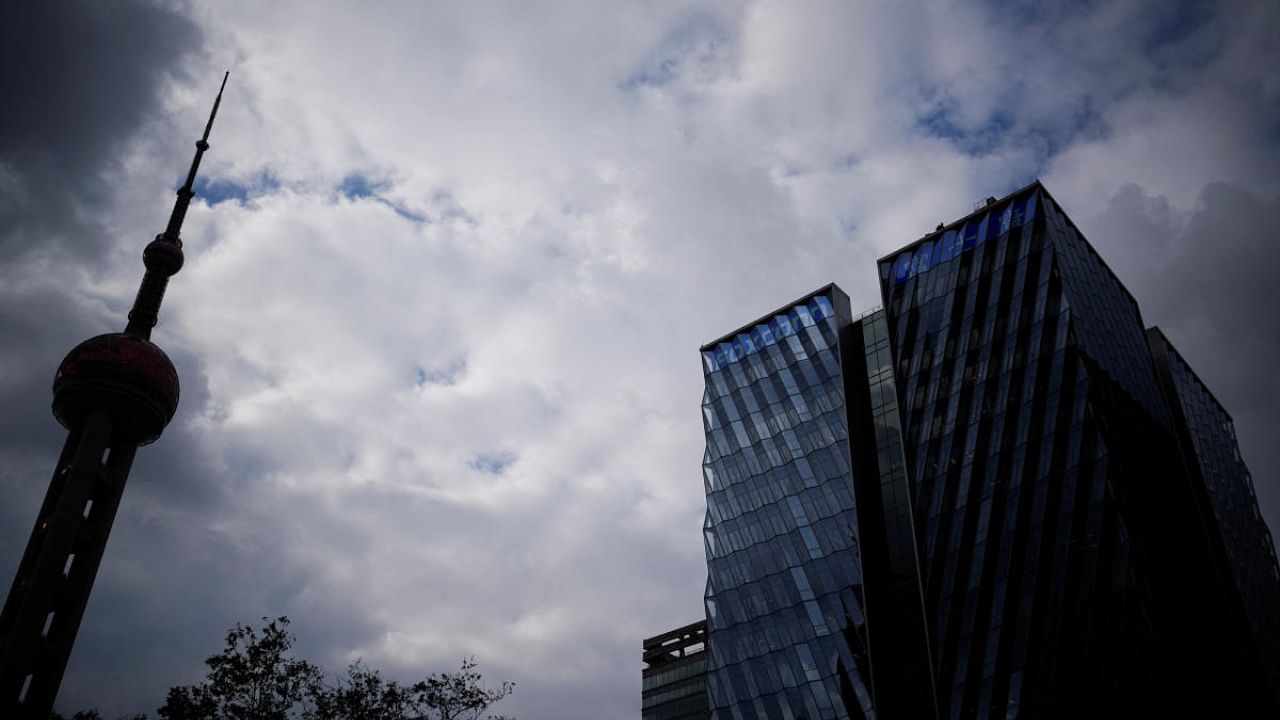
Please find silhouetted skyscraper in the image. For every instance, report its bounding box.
[0,74,228,719]
[690,182,1280,719]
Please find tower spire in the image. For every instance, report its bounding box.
[162,70,228,243]
[125,72,228,338]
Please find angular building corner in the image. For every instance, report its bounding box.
[649,181,1280,719]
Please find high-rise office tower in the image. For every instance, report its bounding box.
[700,287,876,719]
[690,182,1280,719]
[0,75,227,719]
[698,290,934,720]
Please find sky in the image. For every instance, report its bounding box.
[1,1,1278,717]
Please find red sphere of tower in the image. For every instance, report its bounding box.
[51,333,180,445]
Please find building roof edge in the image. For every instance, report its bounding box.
[699,282,846,351]
[875,179,1046,265]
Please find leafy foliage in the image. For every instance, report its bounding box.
[314,659,514,720]
[150,617,513,720]
[158,618,323,720]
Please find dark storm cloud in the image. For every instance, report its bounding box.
[0,289,104,450]
[1086,182,1280,543]
[0,0,201,262]
[915,0,1229,165]
[1038,0,1280,547]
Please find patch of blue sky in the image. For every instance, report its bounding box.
[191,172,281,206]
[193,177,248,205]
[949,92,1107,164]
[381,199,426,224]
[916,103,1015,157]
[618,10,729,91]
[620,58,680,90]
[339,173,382,200]
[470,451,517,475]
[416,357,467,387]
[336,174,429,224]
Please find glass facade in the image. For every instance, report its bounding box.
[682,181,1280,719]
[879,188,1135,717]
[876,183,1280,717]
[701,286,874,720]
[847,311,937,717]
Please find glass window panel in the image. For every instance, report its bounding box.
[893,251,913,284]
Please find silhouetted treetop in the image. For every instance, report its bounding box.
[152,617,513,720]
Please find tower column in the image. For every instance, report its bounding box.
[0,412,132,713]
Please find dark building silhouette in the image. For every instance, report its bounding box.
[1147,328,1280,704]
[687,182,1280,719]
[0,75,228,719]
[643,621,711,720]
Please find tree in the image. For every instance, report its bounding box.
[313,660,513,720]
[158,618,323,720]
[155,617,514,720]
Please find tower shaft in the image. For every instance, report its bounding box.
[0,413,137,717]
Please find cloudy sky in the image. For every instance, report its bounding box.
[2,1,1278,717]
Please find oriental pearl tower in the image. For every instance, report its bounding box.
[0,73,229,719]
